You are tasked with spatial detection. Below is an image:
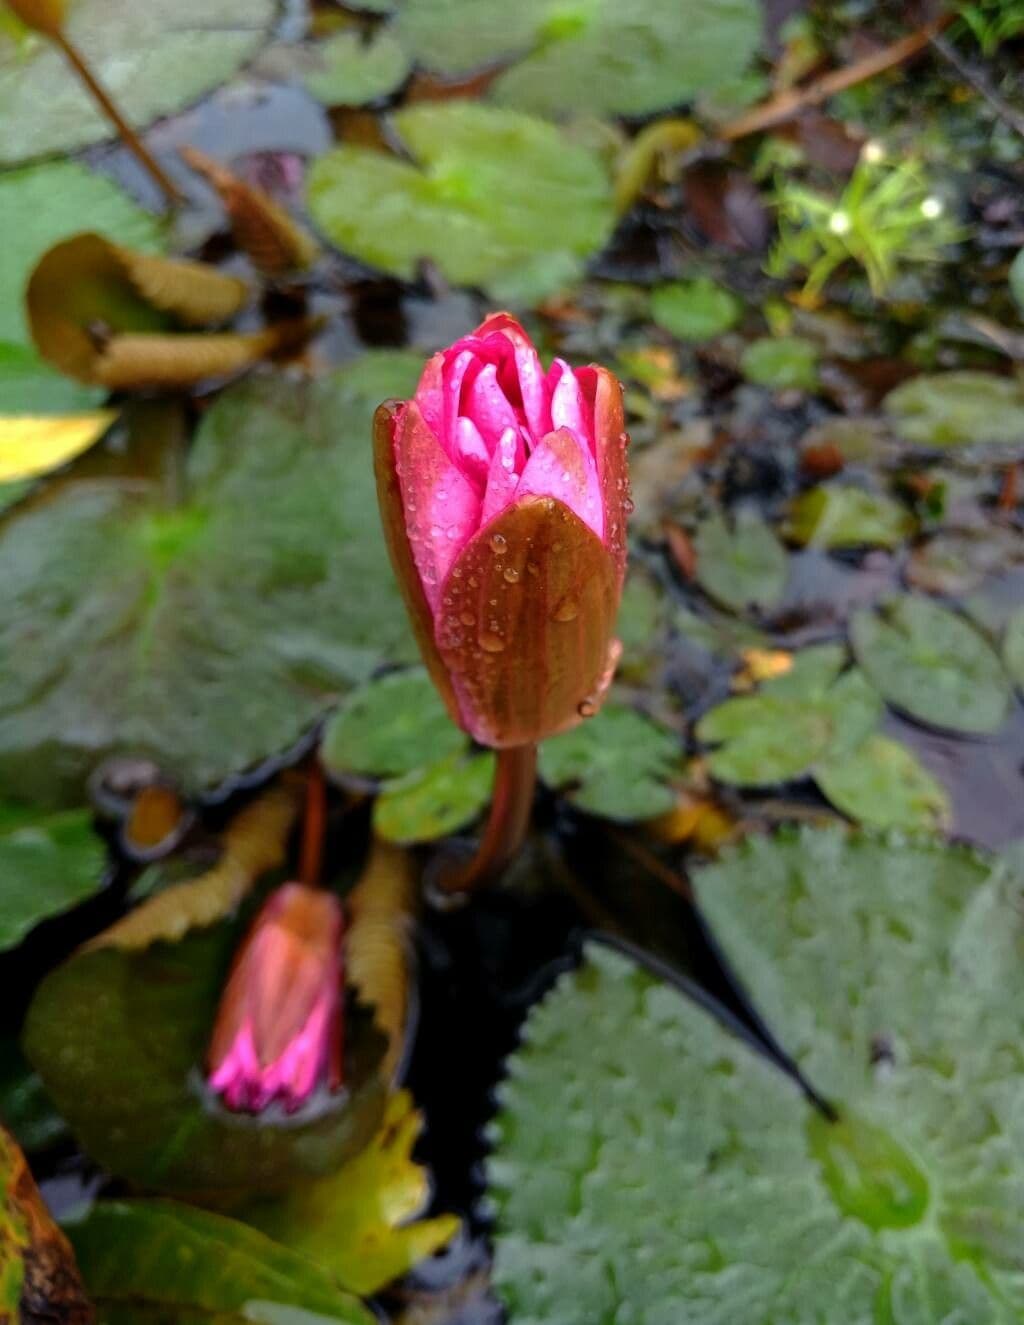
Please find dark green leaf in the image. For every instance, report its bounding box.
[650,278,741,342]
[784,484,914,549]
[693,508,788,612]
[0,1039,68,1153]
[373,751,495,844]
[0,804,105,950]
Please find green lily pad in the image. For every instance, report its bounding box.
[538,705,680,821]
[0,1039,68,1154]
[650,278,741,342]
[1011,247,1024,316]
[396,0,762,118]
[741,335,819,391]
[0,0,275,164]
[784,484,915,549]
[490,828,1024,1322]
[373,750,495,844]
[814,734,951,832]
[22,911,388,1196]
[303,29,410,106]
[0,804,105,951]
[0,160,164,347]
[0,353,422,805]
[697,645,882,787]
[307,103,613,302]
[850,594,1011,735]
[1004,607,1024,689]
[693,508,788,613]
[883,371,1024,446]
[0,343,105,414]
[321,668,466,783]
[67,1200,374,1324]
[0,480,33,516]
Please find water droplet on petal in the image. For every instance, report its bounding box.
[489,533,508,554]
[460,610,475,626]
[503,567,520,584]
[553,595,578,622]
[577,698,597,718]
[479,630,506,653]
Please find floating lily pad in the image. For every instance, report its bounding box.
[883,371,1024,446]
[303,29,410,106]
[538,705,680,821]
[0,160,164,347]
[0,1039,67,1154]
[1003,607,1024,690]
[814,734,951,832]
[651,278,741,342]
[697,645,881,787]
[741,335,819,391]
[0,354,422,805]
[0,344,105,415]
[784,484,914,549]
[0,804,105,951]
[307,103,613,302]
[850,594,1011,734]
[22,908,388,1196]
[1011,248,1024,316]
[0,0,275,164]
[321,668,466,784]
[490,828,1024,1322]
[67,1200,375,1324]
[693,508,788,612]
[396,0,762,118]
[373,751,495,844]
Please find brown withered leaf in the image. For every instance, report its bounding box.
[3,0,65,36]
[27,233,312,388]
[346,839,417,1080]
[1,1127,93,1325]
[180,146,320,276]
[684,164,771,253]
[90,777,302,951]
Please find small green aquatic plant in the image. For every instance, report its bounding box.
[952,0,1024,54]
[767,145,962,298]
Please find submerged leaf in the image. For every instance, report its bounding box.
[0,803,105,952]
[0,411,116,482]
[238,1091,459,1297]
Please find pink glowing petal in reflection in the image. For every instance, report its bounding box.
[515,427,604,541]
[481,426,525,526]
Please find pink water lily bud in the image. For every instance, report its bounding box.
[207,883,344,1114]
[375,313,630,747]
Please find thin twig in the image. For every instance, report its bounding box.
[718,14,953,142]
[929,30,1024,140]
[604,826,693,904]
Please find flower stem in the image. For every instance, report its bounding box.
[53,30,184,207]
[299,762,327,889]
[435,743,537,896]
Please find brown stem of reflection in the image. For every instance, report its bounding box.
[435,743,538,896]
[53,30,184,206]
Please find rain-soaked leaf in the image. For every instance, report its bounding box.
[0,0,275,164]
[23,905,389,1197]
[783,484,915,549]
[303,29,411,107]
[850,594,1011,735]
[650,278,741,342]
[374,751,495,845]
[0,354,421,804]
[0,159,164,348]
[884,371,1024,446]
[67,1199,374,1324]
[693,508,788,612]
[0,411,116,482]
[0,804,105,952]
[321,668,466,784]
[814,734,951,833]
[538,705,680,821]
[740,335,820,391]
[1,1126,92,1323]
[697,644,882,786]
[237,1091,459,1297]
[490,829,1024,1322]
[396,0,762,118]
[307,103,613,302]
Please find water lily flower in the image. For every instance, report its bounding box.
[207,882,344,1113]
[374,313,630,749]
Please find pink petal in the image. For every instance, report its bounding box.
[395,401,481,614]
[476,313,549,440]
[413,351,445,445]
[515,427,604,541]
[454,416,490,489]
[546,359,589,443]
[442,350,478,456]
[481,426,524,526]
[463,361,519,450]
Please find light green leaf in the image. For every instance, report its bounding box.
[374,751,495,844]
[651,278,741,342]
[693,508,788,612]
[0,343,105,414]
[0,804,105,951]
[1011,247,1024,316]
[67,1200,375,1324]
[851,594,1011,734]
[884,371,1024,446]
[321,669,466,783]
[307,103,613,301]
[303,29,410,106]
[0,353,422,804]
[396,0,762,118]
[740,335,819,391]
[0,0,274,164]
[1003,606,1024,690]
[538,704,680,821]
[491,829,1024,1322]
[814,734,951,832]
[784,484,914,549]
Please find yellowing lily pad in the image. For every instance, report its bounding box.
[0,411,116,482]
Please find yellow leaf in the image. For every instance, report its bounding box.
[732,648,794,692]
[0,410,116,482]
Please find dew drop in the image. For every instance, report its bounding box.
[469,576,479,588]
[553,595,579,622]
[526,561,539,576]
[623,498,635,515]
[577,698,597,717]
[489,533,508,554]
[503,567,520,584]
[460,610,475,626]
[479,630,506,653]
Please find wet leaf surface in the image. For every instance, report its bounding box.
[0,804,105,952]
[650,278,742,342]
[740,335,819,391]
[374,751,495,845]
[693,508,788,612]
[814,733,950,832]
